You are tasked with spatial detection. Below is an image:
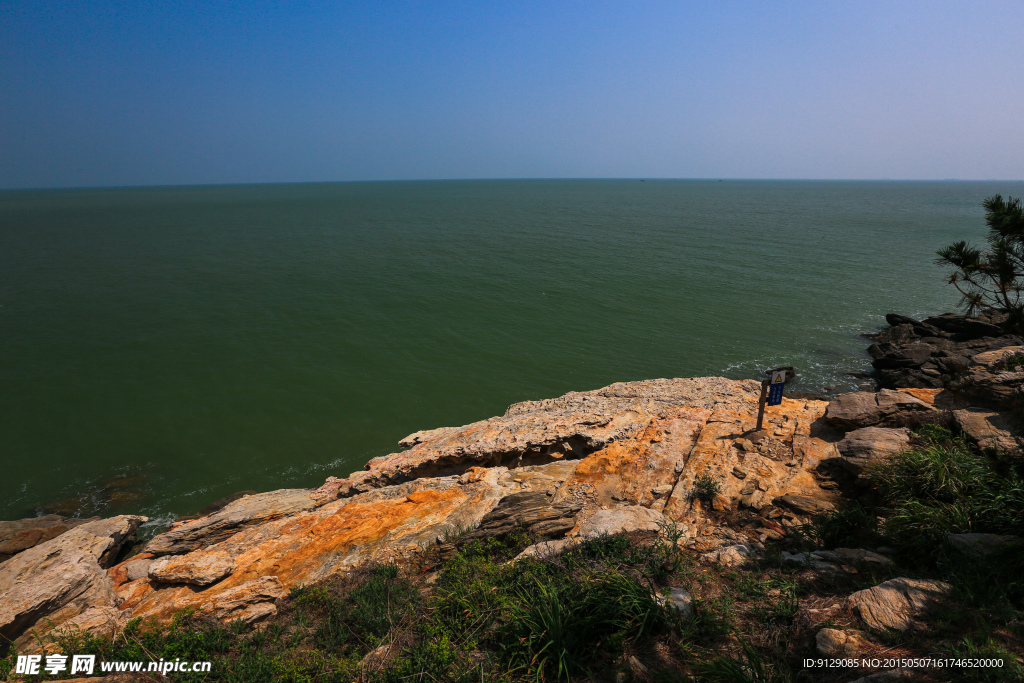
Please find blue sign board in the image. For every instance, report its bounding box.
[767,382,784,406]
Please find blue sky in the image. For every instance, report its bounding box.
[2,1,1022,188]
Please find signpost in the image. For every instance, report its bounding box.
[755,369,787,431]
[768,369,786,406]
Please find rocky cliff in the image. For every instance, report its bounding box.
[1,376,852,652]
[1,346,1020,662]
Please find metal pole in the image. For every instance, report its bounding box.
[755,379,769,431]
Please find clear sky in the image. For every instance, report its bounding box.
[2,1,1022,188]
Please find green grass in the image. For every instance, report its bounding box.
[693,637,792,683]
[8,428,1024,682]
[4,528,816,683]
[864,437,1024,568]
[947,636,1024,682]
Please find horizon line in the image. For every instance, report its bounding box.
[3,176,1023,193]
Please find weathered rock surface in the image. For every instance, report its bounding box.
[569,505,665,539]
[701,543,758,567]
[354,378,792,496]
[148,551,236,586]
[848,577,951,631]
[773,493,835,515]
[867,312,1024,409]
[0,515,146,648]
[816,627,872,657]
[145,489,323,556]
[116,378,837,631]
[5,376,849,649]
[836,427,911,474]
[824,390,933,430]
[119,474,515,624]
[462,488,583,543]
[658,587,692,619]
[952,409,1021,452]
[0,515,100,564]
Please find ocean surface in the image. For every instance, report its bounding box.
[2,179,1022,530]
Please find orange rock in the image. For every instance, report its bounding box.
[894,387,954,408]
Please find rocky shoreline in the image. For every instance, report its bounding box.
[2,312,1023,680]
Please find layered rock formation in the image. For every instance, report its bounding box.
[4,329,1019,653]
[3,377,849,650]
[868,311,1024,403]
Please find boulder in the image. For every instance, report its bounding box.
[514,539,570,561]
[885,314,921,327]
[837,427,911,474]
[923,314,1009,339]
[824,390,932,430]
[773,493,834,515]
[203,576,285,623]
[0,515,146,648]
[824,392,883,430]
[658,587,692,619]
[945,532,1022,557]
[148,550,235,586]
[569,506,665,540]
[0,515,100,563]
[701,544,757,567]
[848,577,951,631]
[463,489,583,542]
[145,489,324,556]
[122,555,155,583]
[952,409,1020,452]
[816,628,872,657]
[971,345,1024,367]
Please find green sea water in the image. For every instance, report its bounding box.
[1,179,1021,530]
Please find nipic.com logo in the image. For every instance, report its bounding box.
[14,654,212,676]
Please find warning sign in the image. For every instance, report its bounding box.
[770,370,786,384]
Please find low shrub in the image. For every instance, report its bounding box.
[692,473,723,506]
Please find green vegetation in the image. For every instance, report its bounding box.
[864,429,1024,565]
[936,194,1024,331]
[6,433,1024,682]
[1,527,834,683]
[998,352,1024,372]
[6,430,1024,681]
[692,473,722,506]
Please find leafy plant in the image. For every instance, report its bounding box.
[936,195,1024,331]
[998,351,1024,372]
[692,473,723,506]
